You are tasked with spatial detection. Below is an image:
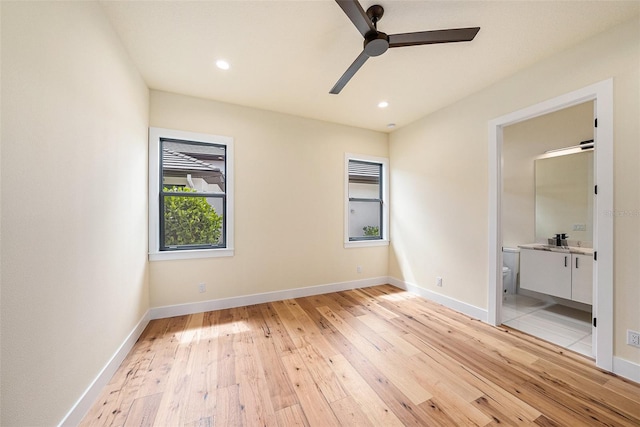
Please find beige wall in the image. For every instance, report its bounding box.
[149,91,388,307]
[389,17,639,363]
[502,101,594,248]
[0,2,149,425]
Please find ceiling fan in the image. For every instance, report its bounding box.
[330,0,480,94]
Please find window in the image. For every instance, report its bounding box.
[149,128,234,260]
[345,153,389,247]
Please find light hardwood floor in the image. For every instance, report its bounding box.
[80,285,640,426]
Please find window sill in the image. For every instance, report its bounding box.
[149,248,234,261]
[344,240,389,249]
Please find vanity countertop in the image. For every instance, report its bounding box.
[518,243,594,256]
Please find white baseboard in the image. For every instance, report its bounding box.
[150,276,390,319]
[58,310,151,427]
[613,356,640,384]
[388,276,488,322]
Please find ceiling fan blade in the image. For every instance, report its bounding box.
[388,27,480,48]
[330,50,369,94]
[335,0,375,37]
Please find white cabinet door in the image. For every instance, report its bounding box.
[572,254,593,304]
[520,249,572,299]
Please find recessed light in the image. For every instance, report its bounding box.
[387,123,396,129]
[378,101,389,108]
[216,59,230,70]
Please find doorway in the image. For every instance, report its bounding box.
[501,101,595,357]
[487,79,614,371]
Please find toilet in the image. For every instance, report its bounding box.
[502,247,520,296]
[502,266,510,295]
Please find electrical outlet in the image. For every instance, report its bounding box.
[436,277,443,287]
[198,283,206,293]
[357,265,362,274]
[628,330,640,348]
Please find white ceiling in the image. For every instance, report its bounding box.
[101,1,639,132]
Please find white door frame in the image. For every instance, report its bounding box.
[487,79,613,371]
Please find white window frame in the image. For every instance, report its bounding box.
[148,127,234,261]
[344,153,389,248]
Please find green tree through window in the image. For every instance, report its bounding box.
[163,187,223,246]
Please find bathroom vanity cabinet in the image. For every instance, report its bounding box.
[519,247,593,304]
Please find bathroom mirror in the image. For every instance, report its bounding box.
[535,150,594,244]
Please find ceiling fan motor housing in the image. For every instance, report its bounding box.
[364,32,389,57]
[363,5,388,57]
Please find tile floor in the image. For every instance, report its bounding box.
[502,294,593,358]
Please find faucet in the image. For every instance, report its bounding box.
[554,233,569,247]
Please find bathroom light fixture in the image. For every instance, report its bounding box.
[378,101,389,108]
[216,59,230,70]
[544,139,594,157]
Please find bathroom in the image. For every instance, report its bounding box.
[501,100,595,357]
